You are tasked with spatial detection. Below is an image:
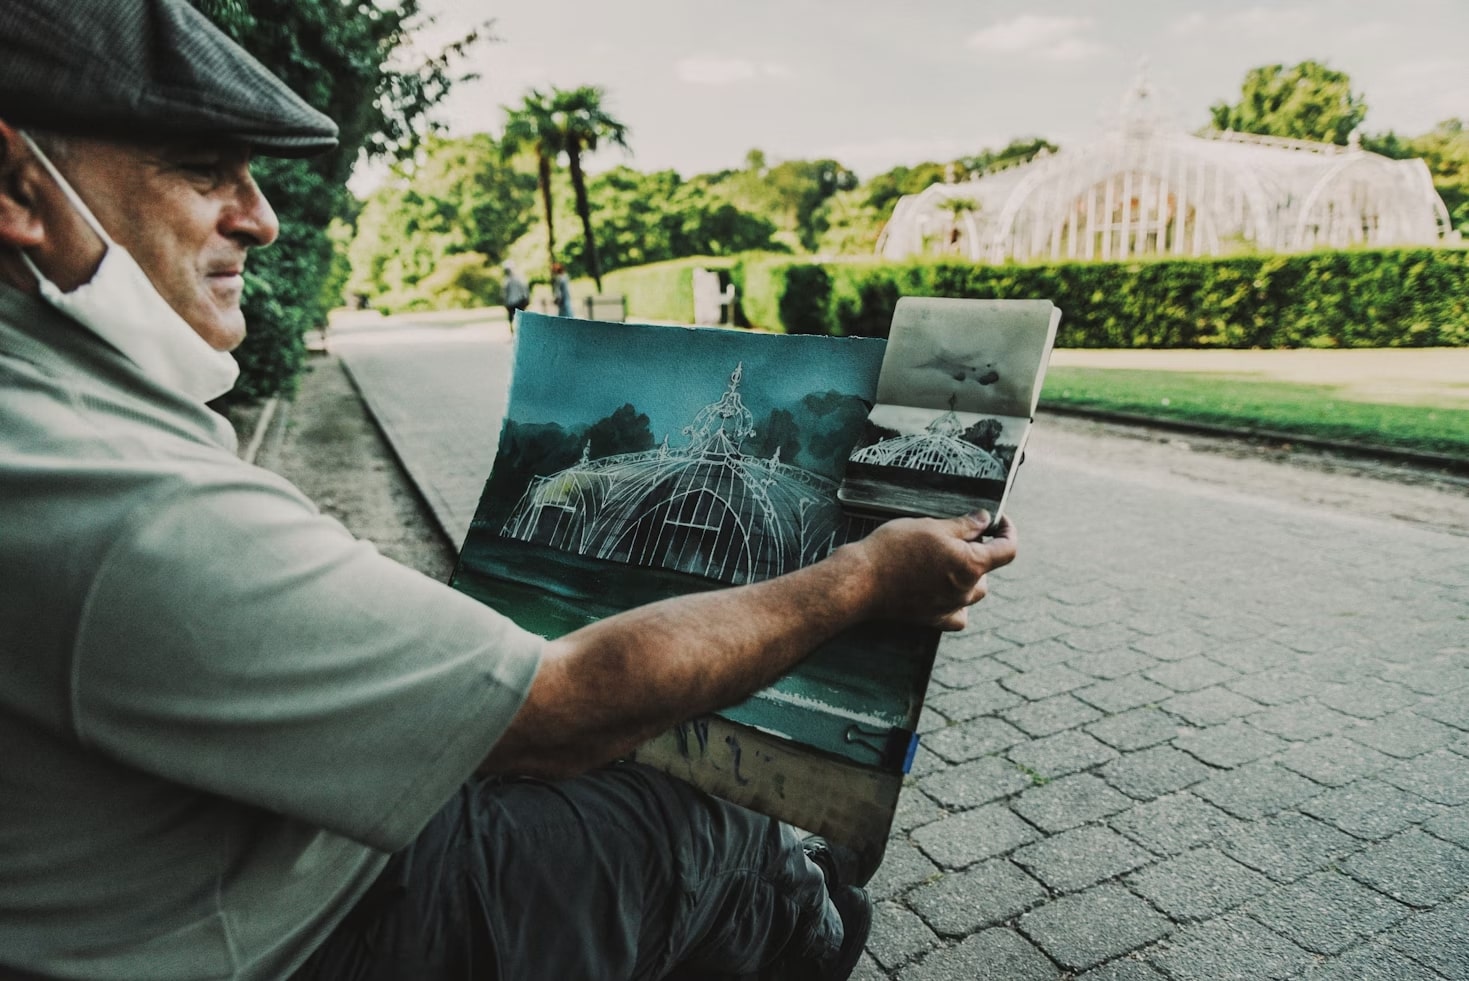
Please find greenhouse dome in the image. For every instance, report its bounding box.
[876,73,1455,264]
[850,407,1006,479]
[500,364,846,585]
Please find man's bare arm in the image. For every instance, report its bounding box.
[480,513,1018,778]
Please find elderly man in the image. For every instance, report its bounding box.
[0,2,1017,979]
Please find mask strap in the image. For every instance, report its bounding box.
[19,131,115,247]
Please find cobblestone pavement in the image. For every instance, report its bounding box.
[298,320,1468,980]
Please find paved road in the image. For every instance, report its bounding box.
[333,317,508,545]
[331,317,1469,980]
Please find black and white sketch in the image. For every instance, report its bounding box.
[839,297,1061,518]
[848,395,1012,480]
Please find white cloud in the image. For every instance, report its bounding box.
[1231,5,1318,34]
[675,55,792,85]
[1049,37,1110,63]
[966,14,1106,62]
[1370,58,1469,130]
[1167,12,1209,36]
[1387,57,1467,82]
[1171,5,1318,39]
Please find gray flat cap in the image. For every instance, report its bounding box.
[0,0,338,156]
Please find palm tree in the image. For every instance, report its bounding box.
[551,85,630,293]
[501,89,565,276]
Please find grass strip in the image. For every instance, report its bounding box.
[1039,367,1469,459]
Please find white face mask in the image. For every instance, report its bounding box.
[17,133,241,404]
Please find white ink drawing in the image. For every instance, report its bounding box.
[847,396,1008,480]
[501,363,849,585]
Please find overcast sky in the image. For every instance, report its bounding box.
[407,0,1469,181]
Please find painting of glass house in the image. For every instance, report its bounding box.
[500,364,848,585]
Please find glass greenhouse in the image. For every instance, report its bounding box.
[877,76,1455,264]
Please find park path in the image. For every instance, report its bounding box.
[320,315,1469,980]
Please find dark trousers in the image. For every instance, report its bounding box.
[292,762,840,980]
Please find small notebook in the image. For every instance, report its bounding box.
[837,297,1062,521]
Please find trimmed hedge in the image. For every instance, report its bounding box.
[730,248,1469,348]
[601,255,738,323]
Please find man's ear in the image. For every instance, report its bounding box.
[0,119,46,249]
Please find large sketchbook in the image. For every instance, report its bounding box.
[450,313,932,877]
[839,297,1062,520]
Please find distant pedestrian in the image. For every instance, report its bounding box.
[552,261,574,318]
[502,262,529,329]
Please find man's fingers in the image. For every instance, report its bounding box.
[949,510,992,543]
[935,607,969,632]
[969,516,1018,570]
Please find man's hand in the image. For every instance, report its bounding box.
[847,512,1018,631]
[486,512,1018,777]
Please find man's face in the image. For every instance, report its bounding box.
[45,137,279,351]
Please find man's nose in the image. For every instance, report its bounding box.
[222,171,279,248]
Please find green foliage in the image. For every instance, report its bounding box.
[228,156,337,398]
[728,253,802,331]
[348,133,537,312]
[1366,119,1469,233]
[861,139,1056,217]
[730,249,1469,348]
[1043,368,1469,457]
[862,162,949,216]
[532,169,781,284]
[1209,60,1367,146]
[957,137,1059,176]
[811,188,888,256]
[599,256,737,323]
[696,154,858,251]
[193,0,483,398]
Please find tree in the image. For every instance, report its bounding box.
[193,0,487,398]
[501,89,565,277]
[552,86,631,293]
[1209,60,1367,146]
[504,166,780,275]
[347,134,537,311]
[958,137,1058,176]
[1366,119,1469,232]
[961,418,1003,451]
[586,403,654,457]
[810,188,885,256]
[699,156,858,251]
[862,162,950,215]
[1413,119,1469,231]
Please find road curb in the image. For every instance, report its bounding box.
[239,395,279,466]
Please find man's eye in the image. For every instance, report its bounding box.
[180,161,225,179]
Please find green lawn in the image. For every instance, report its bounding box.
[1039,367,1469,458]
